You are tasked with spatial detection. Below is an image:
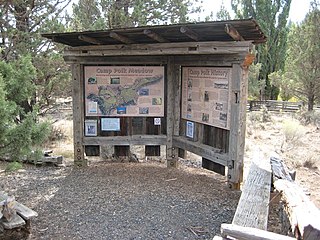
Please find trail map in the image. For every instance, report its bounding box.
[85,66,165,117]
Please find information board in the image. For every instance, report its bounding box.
[85,66,165,117]
[181,67,231,130]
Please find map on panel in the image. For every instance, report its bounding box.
[85,66,165,117]
[181,67,231,130]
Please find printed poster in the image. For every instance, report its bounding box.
[181,67,231,130]
[85,66,165,117]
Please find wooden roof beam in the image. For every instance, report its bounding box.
[180,26,199,41]
[109,31,135,44]
[78,35,103,45]
[143,29,169,43]
[225,24,245,41]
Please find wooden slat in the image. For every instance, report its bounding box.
[232,154,271,230]
[221,224,295,240]
[0,214,25,230]
[83,135,166,146]
[180,26,199,41]
[109,32,135,44]
[64,41,252,57]
[173,136,228,165]
[78,35,103,45]
[15,202,38,220]
[225,24,245,41]
[143,29,169,43]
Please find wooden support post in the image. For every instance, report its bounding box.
[166,56,178,167]
[227,63,248,189]
[72,64,86,166]
[225,24,245,41]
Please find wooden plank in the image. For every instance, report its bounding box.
[64,41,252,57]
[225,24,245,41]
[232,154,271,230]
[78,35,103,45]
[227,63,247,189]
[14,202,38,220]
[0,214,25,230]
[173,136,228,165]
[83,135,166,146]
[72,64,86,166]
[221,224,295,240]
[180,26,199,41]
[145,145,160,156]
[273,179,320,240]
[166,56,178,167]
[109,32,135,44]
[143,29,169,43]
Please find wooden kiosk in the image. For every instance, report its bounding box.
[43,19,266,189]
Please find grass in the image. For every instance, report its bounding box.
[5,161,23,172]
[282,119,305,143]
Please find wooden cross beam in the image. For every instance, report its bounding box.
[180,26,199,41]
[143,29,169,43]
[225,24,245,41]
[78,35,103,45]
[109,32,135,44]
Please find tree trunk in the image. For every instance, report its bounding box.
[307,94,314,111]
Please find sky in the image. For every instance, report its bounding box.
[198,0,312,23]
[67,0,312,23]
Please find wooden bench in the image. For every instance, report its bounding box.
[0,192,38,235]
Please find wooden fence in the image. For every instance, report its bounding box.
[248,101,303,112]
[213,153,320,240]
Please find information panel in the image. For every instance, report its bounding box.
[85,66,165,117]
[181,67,231,130]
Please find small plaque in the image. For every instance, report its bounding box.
[154,118,161,125]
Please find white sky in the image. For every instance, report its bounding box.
[198,0,312,23]
[67,0,312,23]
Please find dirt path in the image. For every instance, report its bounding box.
[0,161,240,240]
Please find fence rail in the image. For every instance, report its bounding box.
[248,100,303,112]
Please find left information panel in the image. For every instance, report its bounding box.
[85,66,165,117]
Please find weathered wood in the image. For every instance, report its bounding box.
[227,64,247,188]
[72,64,86,166]
[0,214,25,230]
[232,155,271,230]
[64,41,252,57]
[143,29,169,43]
[78,35,103,45]
[166,56,178,167]
[225,24,245,41]
[109,32,135,44]
[221,224,295,240]
[14,202,38,220]
[83,135,167,146]
[270,156,293,182]
[173,136,228,166]
[180,26,199,41]
[274,179,320,240]
[249,100,303,112]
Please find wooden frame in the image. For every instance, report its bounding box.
[66,39,251,189]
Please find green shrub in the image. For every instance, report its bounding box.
[296,110,320,126]
[5,161,23,172]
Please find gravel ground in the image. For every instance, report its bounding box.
[0,161,240,240]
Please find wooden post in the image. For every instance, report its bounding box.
[166,56,178,167]
[227,63,248,189]
[72,64,86,166]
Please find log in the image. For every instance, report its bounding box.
[221,224,295,240]
[274,179,320,240]
[232,153,271,230]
